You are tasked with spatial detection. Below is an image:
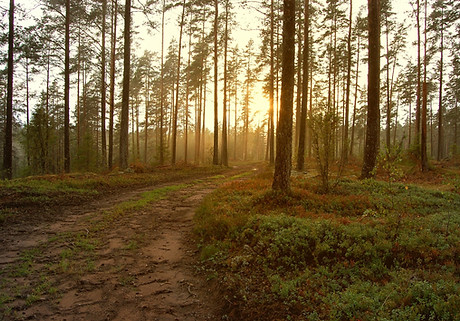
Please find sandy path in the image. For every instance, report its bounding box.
[0,168,257,320]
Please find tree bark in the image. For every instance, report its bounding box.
[159,0,165,165]
[3,0,14,179]
[421,0,428,171]
[221,0,229,167]
[437,4,444,161]
[119,0,131,169]
[213,0,219,165]
[350,29,360,157]
[361,0,380,179]
[273,0,295,192]
[64,0,70,173]
[172,0,186,165]
[109,0,117,169]
[269,0,275,164]
[296,0,309,171]
[101,0,107,167]
[342,0,352,164]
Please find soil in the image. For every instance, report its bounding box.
[0,165,258,320]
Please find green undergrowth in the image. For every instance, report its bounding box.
[194,168,460,320]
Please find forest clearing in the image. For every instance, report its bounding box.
[0,160,459,320]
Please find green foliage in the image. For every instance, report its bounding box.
[310,111,341,193]
[195,171,460,320]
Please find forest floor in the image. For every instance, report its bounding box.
[0,164,260,320]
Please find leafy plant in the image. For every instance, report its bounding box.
[310,111,341,193]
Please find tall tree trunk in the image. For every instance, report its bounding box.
[437,4,444,161]
[136,104,140,160]
[64,0,70,173]
[296,0,309,171]
[131,102,135,161]
[234,72,238,160]
[421,0,428,171]
[342,0,352,164]
[119,0,131,169]
[109,0,117,169]
[3,0,14,179]
[269,0,275,164]
[201,58,207,163]
[393,93,399,145]
[213,0,219,165]
[185,16,191,164]
[159,0,165,165]
[101,0,107,167]
[172,0,186,165]
[273,0,295,192]
[244,59,250,161]
[25,58,30,167]
[221,0,229,167]
[415,0,421,147]
[77,27,81,151]
[295,7,302,150]
[361,0,380,179]
[385,15,391,150]
[144,69,150,163]
[350,30,360,157]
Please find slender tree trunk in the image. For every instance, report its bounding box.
[269,0,275,164]
[308,53,313,157]
[393,93,399,145]
[131,102,135,161]
[64,0,70,173]
[296,0,309,171]
[213,0,219,165]
[159,0,165,165]
[244,60,250,161]
[385,16,391,150]
[342,0,352,164]
[221,0,229,167]
[408,81,412,148]
[77,27,81,151]
[273,0,295,192]
[185,17,191,164]
[295,7,302,150]
[350,32,360,157]
[421,0,428,171]
[437,5,444,161]
[144,69,150,164]
[136,103,140,160]
[415,0,421,146]
[25,58,30,167]
[361,0,380,179]
[101,0,107,167]
[196,79,202,163]
[119,0,131,169]
[3,0,14,179]
[201,59,207,163]
[234,74,238,160]
[172,0,186,165]
[109,0,117,169]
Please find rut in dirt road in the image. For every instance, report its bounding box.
[0,168,259,321]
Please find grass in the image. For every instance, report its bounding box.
[194,166,460,320]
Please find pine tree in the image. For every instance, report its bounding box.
[273,0,296,191]
[361,0,380,179]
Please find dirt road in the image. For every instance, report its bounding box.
[0,167,256,320]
